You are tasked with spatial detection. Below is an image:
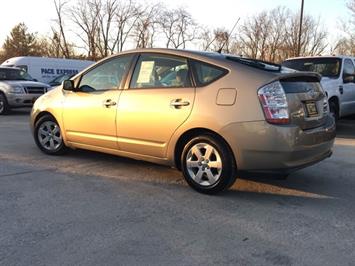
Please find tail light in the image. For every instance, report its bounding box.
[258,81,289,124]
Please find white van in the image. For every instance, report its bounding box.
[1,56,94,84]
[282,56,355,120]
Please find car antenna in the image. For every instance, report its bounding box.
[217,18,240,54]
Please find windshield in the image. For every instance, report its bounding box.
[0,68,34,81]
[49,74,73,84]
[282,58,341,78]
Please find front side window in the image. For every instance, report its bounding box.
[130,54,191,88]
[192,61,227,86]
[78,55,132,92]
[343,59,355,76]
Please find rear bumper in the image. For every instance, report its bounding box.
[6,93,42,107]
[220,115,336,173]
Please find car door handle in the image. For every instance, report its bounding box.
[103,99,117,108]
[339,85,344,94]
[170,99,190,108]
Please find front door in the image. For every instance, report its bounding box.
[116,53,195,158]
[340,58,355,116]
[62,55,133,149]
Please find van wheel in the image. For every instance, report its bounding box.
[329,101,339,122]
[0,93,10,115]
[181,134,237,194]
[34,115,67,155]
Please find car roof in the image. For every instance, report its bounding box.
[285,55,355,61]
[104,48,228,66]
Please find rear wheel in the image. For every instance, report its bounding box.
[181,134,237,194]
[0,93,10,115]
[34,115,67,155]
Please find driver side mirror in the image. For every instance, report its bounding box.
[62,80,75,91]
[343,73,355,83]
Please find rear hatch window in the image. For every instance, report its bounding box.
[280,75,327,130]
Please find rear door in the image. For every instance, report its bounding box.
[116,53,195,158]
[340,58,355,116]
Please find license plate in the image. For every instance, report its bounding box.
[305,102,318,117]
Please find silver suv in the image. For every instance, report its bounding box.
[0,66,50,114]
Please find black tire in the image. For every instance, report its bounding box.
[34,114,67,155]
[181,134,237,195]
[0,93,10,115]
[329,100,339,122]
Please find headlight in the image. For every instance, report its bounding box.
[9,86,25,94]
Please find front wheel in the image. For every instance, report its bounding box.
[0,93,10,115]
[329,101,339,122]
[34,115,67,155]
[181,134,237,194]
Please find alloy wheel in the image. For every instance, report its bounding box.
[186,142,222,186]
[37,121,63,151]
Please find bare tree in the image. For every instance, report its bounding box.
[283,13,327,58]
[160,7,198,49]
[96,0,117,57]
[70,0,101,60]
[133,3,161,48]
[333,0,355,55]
[113,0,142,52]
[238,7,327,62]
[199,19,239,53]
[52,0,71,58]
[266,7,289,62]
[239,11,272,60]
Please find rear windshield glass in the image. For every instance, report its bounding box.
[282,58,341,78]
[0,68,34,81]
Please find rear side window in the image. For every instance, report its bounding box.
[130,54,191,89]
[191,61,227,86]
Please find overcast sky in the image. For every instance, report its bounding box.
[0,0,350,51]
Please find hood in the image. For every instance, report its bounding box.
[1,80,50,88]
[320,77,339,87]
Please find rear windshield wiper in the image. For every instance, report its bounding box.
[226,56,281,72]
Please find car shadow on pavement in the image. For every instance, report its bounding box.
[64,149,345,202]
[336,115,355,139]
[4,108,31,116]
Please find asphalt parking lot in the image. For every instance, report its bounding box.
[1,109,355,266]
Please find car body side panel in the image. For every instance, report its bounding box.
[116,87,195,158]
[30,87,66,141]
[166,63,276,164]
[62,90,120,149]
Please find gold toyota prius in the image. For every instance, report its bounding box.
[30,48,336,194]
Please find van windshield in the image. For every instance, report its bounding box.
[0,68,34,81]
[282,58,341,78]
